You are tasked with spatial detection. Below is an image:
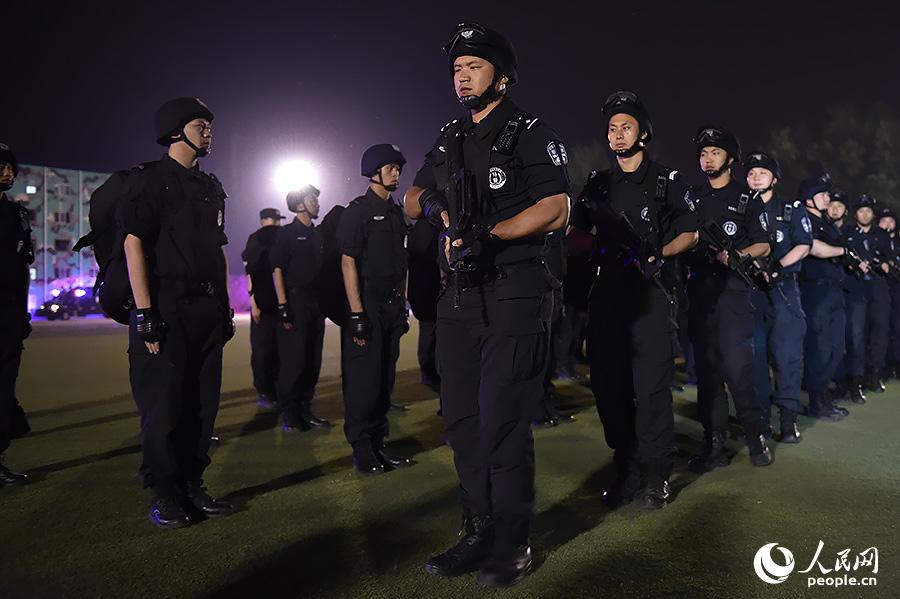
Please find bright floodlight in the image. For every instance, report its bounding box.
[273,159,319,196]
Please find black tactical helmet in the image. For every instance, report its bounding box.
[743,151,782,180]
[879,207,897,223]
[444,22,518,85]
[361,144,406,178]
[154,97,214,146]
[0,142,18,177]
[602,91,653,143]
[830,187,848,207]
[856,193,877,211]
[693,125,741,159]
[797,172,832,200]
[286,184,320,213]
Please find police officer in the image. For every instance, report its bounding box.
[0,143,31,487]
[878,208,900,378]
[827,189,849,228]
[242,207,286,409]
[405,23,570,587]
[842,194,892,397]
[686,125,773,472]
[271,186,331,431]
[745,152,812,443]
[570,92,698,508]
[123,98,235,528]
[799,173,853,419]
[337,144,413,475]
[407,217,442,393]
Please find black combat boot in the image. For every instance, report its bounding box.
[746,433,773,467]
[424,512,494,577]
[184,480,234,517]
[865,371,885,394]
[352,441,385,476]
[778,409,801,444]
[148,492,191,530]
[808,391,847,420]
[849,378,867,404]
[299,402,331,428]
[602,452,641,509]
[688,431,731,473]
[0,457,27,487]
[637,459,672,509]
[476,516,533,588]
[372,438,413,469]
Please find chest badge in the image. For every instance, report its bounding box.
[373,215,385,221]
[640,207,651,222]
[217,210,223,227]
[296,236,308,241]
[488,167,507,190]
[864,239,870,251]
[776,230,785,243]
[759,213,769,231]
[684,191,695,212]
[723,221,738,236]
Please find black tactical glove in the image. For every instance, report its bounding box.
[418,189,449,228]
[135,308,166,344]
[768,259,784,282]
[636,238,664,279]
[349,312,371,341]
[458,223,496,249]
[277,303,292,325]
[223,308,236,345]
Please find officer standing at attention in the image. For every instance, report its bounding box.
[242,207,286,409]
[686,125,773,473]
[569,92,697,509]
[877,208,900,378]
[337,144,414,475]
[0,143,31,487]
[841,194,891,398]
[798,173,853,420]
[405,23,570,587]
[271,186,331,431]
[123,98,235,529]
[744,152,811,443]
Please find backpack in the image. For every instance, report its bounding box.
[316,205,350,326]
[72,163,152,324]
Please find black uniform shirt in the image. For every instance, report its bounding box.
[412,98,570,265]
[843,223,894,285]
[0,193,34,309]
[571,156,697,275]
[689,178,770,281]
[122,155,228,284]
[336,188,407,282]
[765,195,813,275]
[270,218,324,290]
[242,225,280,312]
[801,210,844,282]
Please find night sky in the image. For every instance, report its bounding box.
[5,0,899,266]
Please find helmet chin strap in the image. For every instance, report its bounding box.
[459,74,506,111]
[371,172,398,192]
[179,127,209,158]
[703,157,732,180]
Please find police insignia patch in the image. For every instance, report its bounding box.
[759,213,769,231]
[684,191,695,211]
[488,167,507,190]
[373,215,385,221]
[776,230,784,243]
[546,142,568,166]
[641,207,651,222]
[801,216,812,233]
[724,221,738,236]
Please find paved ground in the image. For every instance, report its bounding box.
[1,316,897,598]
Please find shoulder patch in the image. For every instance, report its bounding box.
[546,141,568,166]
[801,215,812,233]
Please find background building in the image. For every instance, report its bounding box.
[8,164,110,311]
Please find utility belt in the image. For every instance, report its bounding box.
[361,276,404,303]
[158,278,219,300]
[451,260,541,291]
